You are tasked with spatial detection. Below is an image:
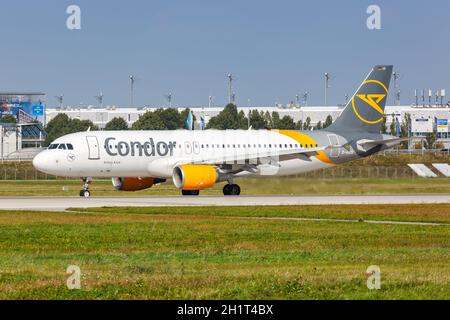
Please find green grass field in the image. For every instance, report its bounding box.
[0,205,449,299]
[0,177,450,197]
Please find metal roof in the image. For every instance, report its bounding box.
[0,92,45,96]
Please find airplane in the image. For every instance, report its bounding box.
[33,65,405,197]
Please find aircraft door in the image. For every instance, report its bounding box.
[327,134,340,157]
[86,136,100,160]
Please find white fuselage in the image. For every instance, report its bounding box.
[33,130,335,179]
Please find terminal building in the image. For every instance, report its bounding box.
[46,103,450,138]
[0,92,47,160]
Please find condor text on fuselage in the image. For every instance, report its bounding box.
[104,137,177,157]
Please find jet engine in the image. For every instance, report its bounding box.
[112,177,165,191]
[172,165,218,190]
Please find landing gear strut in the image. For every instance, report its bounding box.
[182,190,200,196]
[79,177,92,198]
[223,184,241,196]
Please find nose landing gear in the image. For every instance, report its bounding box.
[79,177,92,197]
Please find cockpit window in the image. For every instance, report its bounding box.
[48,143,74,150]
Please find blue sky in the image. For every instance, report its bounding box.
[0,0,449,107]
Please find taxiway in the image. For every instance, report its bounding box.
[0,194,449,211]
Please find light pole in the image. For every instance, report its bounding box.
[208,96,213,108]
[324,73,331,106]
[130,75,135,107]
[303,92,308,106]
[392,72,400,105]
[227,74,234,104]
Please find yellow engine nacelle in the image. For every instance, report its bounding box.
[172,165,218,190]
[112,177,165,191]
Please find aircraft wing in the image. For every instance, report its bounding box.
[175,146,326,167]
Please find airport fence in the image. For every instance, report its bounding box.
[294,166,417,179]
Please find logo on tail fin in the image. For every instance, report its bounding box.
[352,80,388,124]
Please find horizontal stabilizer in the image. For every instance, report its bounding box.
[356,137,408,151]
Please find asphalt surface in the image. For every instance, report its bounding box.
[0,194,449,211]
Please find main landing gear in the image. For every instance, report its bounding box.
[223,184,241,196]
[79,177,92,198]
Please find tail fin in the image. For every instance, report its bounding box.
[328,65,393,133]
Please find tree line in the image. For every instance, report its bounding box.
[43,104,334,146]
[206,104,333,130]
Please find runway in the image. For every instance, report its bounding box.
[0,194,450,211]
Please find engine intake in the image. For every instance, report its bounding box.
[173,165,218,190]
[112,177,165,191]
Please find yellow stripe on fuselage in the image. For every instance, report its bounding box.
[275,130,335,165]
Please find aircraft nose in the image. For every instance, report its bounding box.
[33,151,51,173]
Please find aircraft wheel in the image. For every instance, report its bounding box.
[182,190,200,196]
[80,190,91,198]
[223,184,241,196]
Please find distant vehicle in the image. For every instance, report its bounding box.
[33,65,405,197]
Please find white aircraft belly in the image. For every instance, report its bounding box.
[276,157,332,176]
